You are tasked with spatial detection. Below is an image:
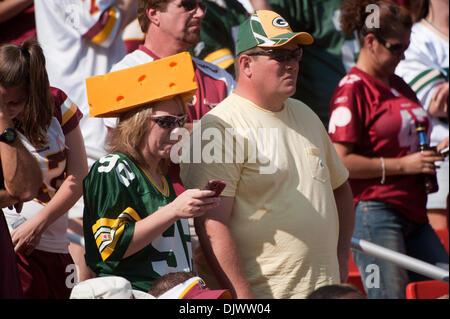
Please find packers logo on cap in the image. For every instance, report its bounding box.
[235,10,314,56]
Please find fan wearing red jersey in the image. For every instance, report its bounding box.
[329,0,448,299]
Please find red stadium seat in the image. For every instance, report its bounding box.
[406,280,449,299]
[435,228,449,253]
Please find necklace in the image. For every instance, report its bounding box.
[422,19,449,40]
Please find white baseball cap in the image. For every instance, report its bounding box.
[70,276,155,299]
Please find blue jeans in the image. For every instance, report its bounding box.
[352,200,449,299]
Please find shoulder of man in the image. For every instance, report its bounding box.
[192,57,235,87]
[110,50,155,72]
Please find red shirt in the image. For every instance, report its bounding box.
[329,67,430,224]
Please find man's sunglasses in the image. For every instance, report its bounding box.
[374,34,409,55]
[151,115,188,129]
[180,0,207,12]
[246,47,303,63]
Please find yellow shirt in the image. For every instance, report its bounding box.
[180,93,349,298]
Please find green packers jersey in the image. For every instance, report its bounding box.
[189,0,249,77]
[269,0,359,126]
[83,152,192,292]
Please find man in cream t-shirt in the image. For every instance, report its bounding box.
[180,10,354,299]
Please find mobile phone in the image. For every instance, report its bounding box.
[440,146,449,158]
[202,179,226,197]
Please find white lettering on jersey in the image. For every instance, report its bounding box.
[339,74,361,87]
[329,106,353,134]
[98,154,135,187]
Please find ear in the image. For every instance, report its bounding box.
[364,33,376,52]
[238,54,253,78]
[147,8,160,27]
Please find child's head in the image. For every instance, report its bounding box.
[149,271,232,299]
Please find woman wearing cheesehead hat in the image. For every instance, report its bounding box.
[82,53,220,293]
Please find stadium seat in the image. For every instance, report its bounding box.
[406,280,449,299]
[435,228,449,253]
[347,252,366,295]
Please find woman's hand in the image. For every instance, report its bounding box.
[400,150,444,175]
[167,188,221,220]
[11,213,47,255]
[428,82,449,117]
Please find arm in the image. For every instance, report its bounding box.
[249,0,272,10]
[195,196,254,299]
[0,104,41,204]
[333,180,354,283]
[427,82,448,118]
[333,142,444,179]
[0,0,33,23]
[11,125,88,254]
[123,188,219,258]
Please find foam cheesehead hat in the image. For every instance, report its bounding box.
[158,276,232,299]
[235,10,314,56]
[86,52,198,118]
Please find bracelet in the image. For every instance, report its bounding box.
[380,157,386,185]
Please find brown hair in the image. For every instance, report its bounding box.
[137,0,171,33]
[148,271,196,297]
[0,38,54,148]
[108,95,187,171]
[406,0,429,23]
[340,0,412,46]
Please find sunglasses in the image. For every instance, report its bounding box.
[374,34,409,55]
[247,47,303,63]
[180,0,207,12]
[151,115,188,129]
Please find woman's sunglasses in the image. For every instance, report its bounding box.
[374,34,409,56]
[151,115,188,129]
[246,47,303,63]
[180,0,207,12]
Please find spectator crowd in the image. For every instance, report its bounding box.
[0,0,448,299]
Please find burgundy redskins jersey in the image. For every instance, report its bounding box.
[328,67,431,224]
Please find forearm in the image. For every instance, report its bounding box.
[123,205,178,258]
[195,217,253,299]
[340,153,405,179]
[249,0,272,10]
[0,189,17,208]
[0,114,42,200]
[116,0,138,32]
[0,0,33,23]
[334,181,355,282]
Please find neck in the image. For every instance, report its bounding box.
[356,50,390,86]
[426,1,449,37]
[144,28,190,58]
[234,86,285,112]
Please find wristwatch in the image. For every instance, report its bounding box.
[0,128,17,144]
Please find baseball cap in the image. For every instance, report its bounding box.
[157,276,232,299]
[69,276,155,299]
[235,10,314,56]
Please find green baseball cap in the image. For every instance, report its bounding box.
[235,10,314,56]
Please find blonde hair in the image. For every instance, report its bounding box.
[108,95,187,171]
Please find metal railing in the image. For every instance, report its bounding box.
[351,237,449,283]
[67,232,449,283]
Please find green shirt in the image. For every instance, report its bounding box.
[83,152,192,291]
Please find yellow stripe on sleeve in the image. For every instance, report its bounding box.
[92,207,141,261]
[204,48,235,70]
[61,103,77,126]
[91,7,118,45]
